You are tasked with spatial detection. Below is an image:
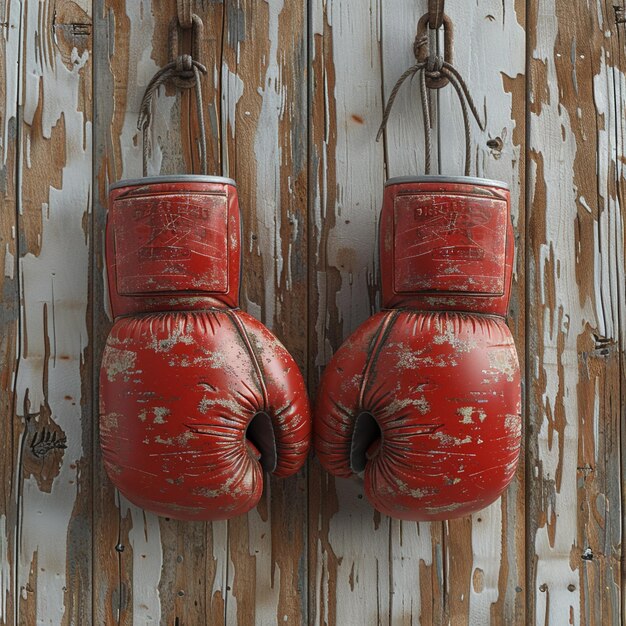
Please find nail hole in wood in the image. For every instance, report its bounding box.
[581,547,593,561]
[486,137,503,151]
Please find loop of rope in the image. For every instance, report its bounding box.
[177,0,193,29]
[138,13,208,177]
[377,60,484,176]
[377,13,484,177]
[426,52,443,75]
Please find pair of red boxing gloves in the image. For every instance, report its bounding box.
[99,174,521,522]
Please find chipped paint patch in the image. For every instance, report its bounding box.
[504,413,522,436]
[4,244,14,279]
[433,432,472,446]
[486,348,518,382]
[392,477,436,499]
[101,347,137,382]
[457,406,487,424]
[433,318,478,353]
[149,326,194,353]
[152,407,169,424]
[100,412,121,431]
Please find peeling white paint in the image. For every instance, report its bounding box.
[468,503,502,624]
[247,486,282,624]
[14,2,92,620]
[592,57,626,342]
[531,2,585,620]
[4,243,14,279]
[120,497,163,624]
[323,478,390,626]
[221,67,244,142]
[2,1,21,167]
[390,519,434,622]
[121,4,176,180]
[251,0,286,329]
[210,521,230,615]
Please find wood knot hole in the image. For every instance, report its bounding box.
[30,428,67,458]
[581,547,593,561]
[486,137,503,152]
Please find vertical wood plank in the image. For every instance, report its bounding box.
[10,0,93,624]
[380,3,446,624]
[308,2,393,625]
[93,1,228,624]
[617,6,626,625]
[220,1,309,624]
[311,1,527,624]
[433,3,527,625]
[527,1,623,623]
[93,1,308,624]
[0,2,21,623]
[93,4,163,620]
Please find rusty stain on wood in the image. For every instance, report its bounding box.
[2,0,625,624]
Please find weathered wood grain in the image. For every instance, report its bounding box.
[527,1,623,624]
[93,1,307,624]
[93,2,227,624]
[0,2,20,623]
[435,3,527,625]
[4,1,93,624]
[381,4,446,625]
[308,3,395,625]
[220,1,308,624]
[2,0,625,624]
[310,2,526,624]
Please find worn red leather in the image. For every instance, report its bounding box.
[314,177,521,521]
[100,177,311,520]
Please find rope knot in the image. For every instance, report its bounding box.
[413,35,429,62]
[377,12,485,177]
[426,54,443,74]
[176,54,194,75]
[172,54,197,89]
[137,14,210,177]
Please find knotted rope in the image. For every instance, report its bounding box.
[377,12,485,176]
[138,14,208,176]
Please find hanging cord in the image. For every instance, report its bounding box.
[137,14,208,177]
[377,12,485,176]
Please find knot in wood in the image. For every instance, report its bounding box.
[30,428,67,459]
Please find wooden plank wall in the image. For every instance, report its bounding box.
[0,0,624,624]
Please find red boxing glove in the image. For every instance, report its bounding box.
[314,177,521,521]
[99,176,311,521]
